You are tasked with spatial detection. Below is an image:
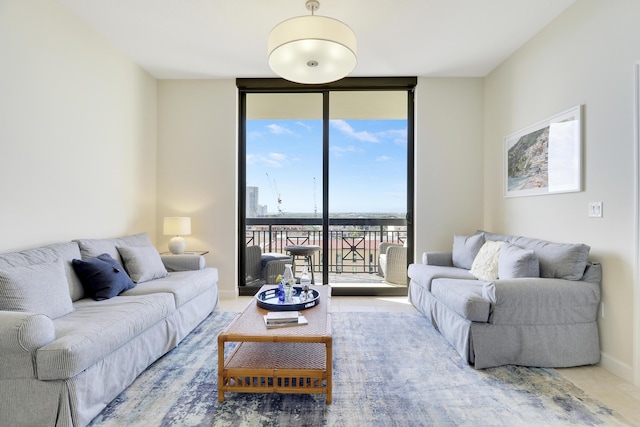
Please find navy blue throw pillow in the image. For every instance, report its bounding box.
[72,253,136,300]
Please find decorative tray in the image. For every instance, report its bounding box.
[256,286,320,311]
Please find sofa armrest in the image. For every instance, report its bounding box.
[482,278,601,325]
[422,251,453,267]
[161,254,205,272]
[0,311,55,354]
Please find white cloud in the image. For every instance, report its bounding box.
[265,152,286,167]
[376,155,391,162]
[266,124,294,135]
[331,120,379,143]
[246,152,287,168]
[248,130,263,140]
[296,121,313,131]
[379,129,407,139]
[378,128,407,147]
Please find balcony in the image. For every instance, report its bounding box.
[245,217,408,292]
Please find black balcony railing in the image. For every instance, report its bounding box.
[245,217,406,277]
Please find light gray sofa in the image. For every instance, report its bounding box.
[0,233,219,427]
[408,231,602,369]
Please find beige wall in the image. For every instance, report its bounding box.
[0,0,158,251]
[155,78,483,299]
[484,0,640,382]
[414,78,485,256]
[156,80,238,299]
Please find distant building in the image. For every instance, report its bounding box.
[247,186,259,217]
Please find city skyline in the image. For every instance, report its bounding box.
[246,118,408,215]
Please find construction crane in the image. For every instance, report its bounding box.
[265,172,283,215]
[313,177,317,216]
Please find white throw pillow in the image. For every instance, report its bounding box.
[117,246,168,283]
[470,241,504,281]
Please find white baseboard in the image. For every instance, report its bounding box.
[600,351,635,384]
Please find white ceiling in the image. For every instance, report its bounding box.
[56,0,576,80]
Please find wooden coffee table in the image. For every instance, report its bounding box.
[218,285,332,403]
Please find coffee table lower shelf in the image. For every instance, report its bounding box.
[218,341,331,403]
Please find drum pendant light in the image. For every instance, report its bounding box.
[268,0,357,84]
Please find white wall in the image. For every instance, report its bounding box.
[0,0,158,251]
[484,0,640,382]
[414,78,485,256]
[156,80,238,299]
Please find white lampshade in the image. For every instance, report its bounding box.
[163,217,191,236]
[268,3,357,84]
[163,217,191,254]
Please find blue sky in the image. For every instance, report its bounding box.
[247,119,407,214]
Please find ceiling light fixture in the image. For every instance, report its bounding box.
[268,0,357,84]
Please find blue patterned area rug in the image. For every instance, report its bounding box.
[89,311,630,427]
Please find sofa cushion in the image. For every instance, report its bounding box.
[452,233,485,269]
[36,293,175,380]
[121,269,218,308]
[117,246,168,283]
[0,242,84,301]
[477,231,510,242]
[0,261,74,319]
[507,236,590,280]
[498,242,540,279]
[478,232,590,281]
[74,232,154,265]
[407,264,476,293]
[581,262,602,285]
[72,254,136,300]
[470,241,503,281]
[431,278,491,322]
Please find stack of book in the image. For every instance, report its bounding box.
[263,311,308,328]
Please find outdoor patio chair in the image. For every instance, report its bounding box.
[245,245,292,286]
[378,242,408,285]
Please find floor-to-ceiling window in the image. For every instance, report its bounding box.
[238,78,416,296]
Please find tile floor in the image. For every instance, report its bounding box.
[219,295,640,426]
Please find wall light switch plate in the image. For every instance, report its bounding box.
[588,202,603,218]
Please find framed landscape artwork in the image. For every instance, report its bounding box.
[504,105,582,198]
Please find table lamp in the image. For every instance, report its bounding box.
[163,217,191,254]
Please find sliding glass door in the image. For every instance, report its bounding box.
[327,91,409,292]
[243,92,325,289]
[239,78,415,296]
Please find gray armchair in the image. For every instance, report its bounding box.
[378,242,408,285]
[245,245,292,287]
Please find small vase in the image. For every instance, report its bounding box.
[283,264,294,303]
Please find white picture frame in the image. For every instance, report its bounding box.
[504,105,582,198]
